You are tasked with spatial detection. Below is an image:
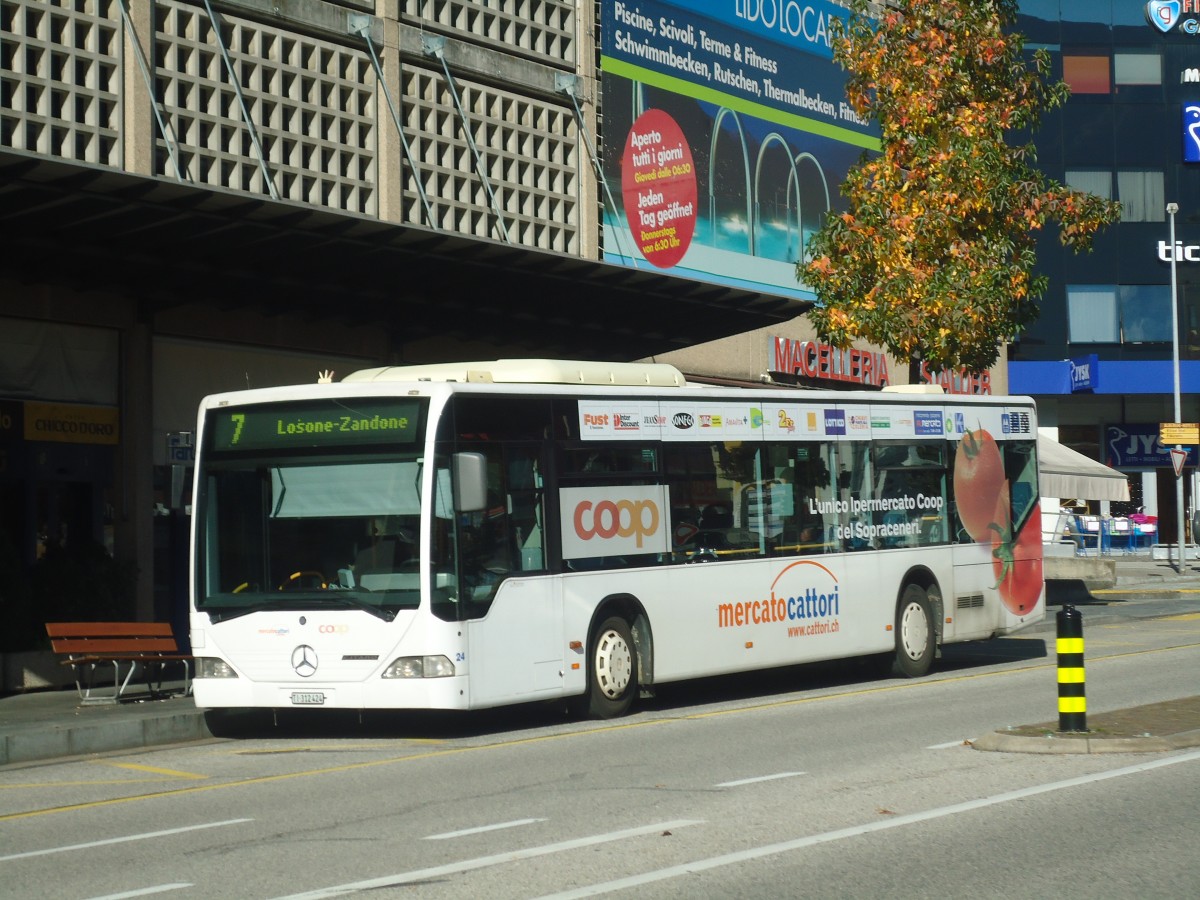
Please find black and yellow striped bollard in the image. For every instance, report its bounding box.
[1056,604,1086,733]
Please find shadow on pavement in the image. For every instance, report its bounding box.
[1045,579,1107,606]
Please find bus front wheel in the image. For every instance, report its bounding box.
[894,584,935,677]
[583,616,638,719]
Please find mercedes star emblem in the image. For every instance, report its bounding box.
[291,644,318,677]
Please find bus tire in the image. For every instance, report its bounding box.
[583,616,638,719]
[894,584,935,678]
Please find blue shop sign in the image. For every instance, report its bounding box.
[1187,103,1200,164]
[1105,423,1200,467]
[1069,354,1098,393]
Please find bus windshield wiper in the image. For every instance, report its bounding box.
[319,593,397,622]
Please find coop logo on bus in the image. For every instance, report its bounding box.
[717,559,841,639]
[914,410,944,435]
[559,485,672,559]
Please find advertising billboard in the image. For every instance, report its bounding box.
[600,0,880,299]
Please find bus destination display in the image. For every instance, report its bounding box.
[210,400,421,451]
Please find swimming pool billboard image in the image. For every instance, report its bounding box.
[600,0,880,299]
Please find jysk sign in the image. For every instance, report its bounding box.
[1069,355,1098,393]
[1106,423,1200,467]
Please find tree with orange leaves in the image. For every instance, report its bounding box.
[800,0,1120,376]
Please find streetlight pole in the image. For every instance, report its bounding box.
[1168,202,1186,574]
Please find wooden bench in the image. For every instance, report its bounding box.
[46,622,193,705]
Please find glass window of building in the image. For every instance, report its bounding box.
[1114,52,1161,86]
[1063,54,1111,94]
[1119,285,1172,342]
[1116,170,1165,221]
[1065,169,1112,198]
[1067,285,1120,342]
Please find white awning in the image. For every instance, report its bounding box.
[1038,434,1131,502]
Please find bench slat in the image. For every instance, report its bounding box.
[45,621,193,704]
[46,622,176,639]
[51,638,181,654]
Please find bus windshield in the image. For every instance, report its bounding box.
[195,399,427,621]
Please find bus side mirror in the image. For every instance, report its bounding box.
[452,452,488,513]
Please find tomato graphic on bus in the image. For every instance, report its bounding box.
[953,428,1043,616]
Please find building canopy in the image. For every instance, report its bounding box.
[1038,434,1131,502]
[0,151,810,362]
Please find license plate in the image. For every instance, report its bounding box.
[290,692,325,705]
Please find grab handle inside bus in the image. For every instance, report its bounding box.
[453,451,488,512]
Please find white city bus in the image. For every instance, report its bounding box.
[189,359,1043,718]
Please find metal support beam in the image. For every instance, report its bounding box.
[203,0,279,200]
[422,35,511,244]
[349,14,436,229]
[556,74,637,269]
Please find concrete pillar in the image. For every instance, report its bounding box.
[121,0,157,176]
[117,318,156,621]
[376,2,404,223]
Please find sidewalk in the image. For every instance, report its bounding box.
[4,556,1200,767]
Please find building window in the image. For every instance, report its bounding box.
[1067,286,1119,343]
[1065,170,1112,199]
[1119,285,1173,342]
[1063,55,1110,94]
[1117,171,1165,222]
[1114,53,1161,86]
[1068,285,1176,344]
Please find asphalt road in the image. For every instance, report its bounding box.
[2,611,1198,899]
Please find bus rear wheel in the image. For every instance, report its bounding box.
[582,616,637,719]
[894,584,935,677]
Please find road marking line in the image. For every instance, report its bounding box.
[425,818,546,840]
[83,885,192,900]
[0,818,252,861]
[267,820,704,900]
[715,772,805,787]
[536,749,1200,899]
[101,762,207,780]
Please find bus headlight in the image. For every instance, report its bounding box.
[196,657,239,679]
[382,655,455,678]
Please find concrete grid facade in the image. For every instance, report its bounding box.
[2,0,594,252]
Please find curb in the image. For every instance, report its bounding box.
[0,710,211,767]
[971,728,1200,755]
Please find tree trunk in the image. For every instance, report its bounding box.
[908,354,923,386]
